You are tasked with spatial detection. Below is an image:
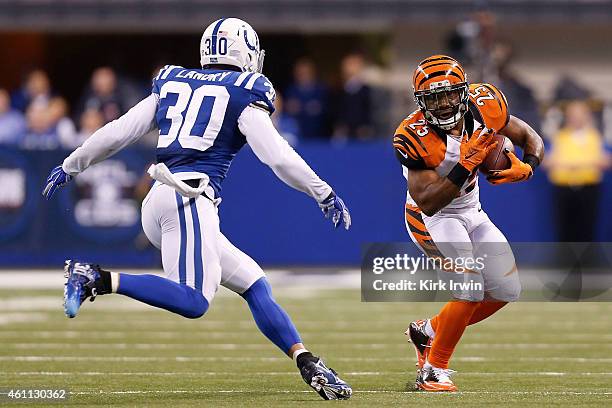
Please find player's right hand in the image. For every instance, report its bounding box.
[459,126,498,172]
[42,165,73,200]
[486,149,534,185]
[319,192,351,230]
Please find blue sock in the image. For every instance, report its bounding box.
[241,277,302,355]
[117,274,209,319]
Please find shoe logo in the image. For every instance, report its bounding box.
[398,149,409,159]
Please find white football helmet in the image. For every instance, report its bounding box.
[200,18,265,73]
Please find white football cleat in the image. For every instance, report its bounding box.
[416,362,458,392]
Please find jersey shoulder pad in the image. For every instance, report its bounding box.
[232,72,276,114]
[393,111,429,170]
[468,83,509,132]
[151,65,185,95]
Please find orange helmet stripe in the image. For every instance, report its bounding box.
[421,61,465,77]
[413,55,466,92]
[413,55,458,77]
[419,55,460,65]
[416,70,464,89]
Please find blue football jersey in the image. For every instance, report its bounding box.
[151,65,276,196]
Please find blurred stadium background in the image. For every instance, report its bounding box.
[0,0,612,267]
[1,1,611,406]
[0,0,611,267]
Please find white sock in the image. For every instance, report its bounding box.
[292,348,309,361]
[110,272,119,293]
[425,319,436,339]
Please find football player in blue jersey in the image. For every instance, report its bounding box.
[42,17,352,400]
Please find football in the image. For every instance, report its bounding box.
[479,134,514,174]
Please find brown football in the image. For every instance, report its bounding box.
[479,134,514,174]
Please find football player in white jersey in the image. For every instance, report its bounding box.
[43,17,351,400]
[393,55,544,391]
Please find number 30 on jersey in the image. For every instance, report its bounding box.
[157,81,230,151]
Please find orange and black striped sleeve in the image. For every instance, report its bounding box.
[393,124,427,170]
[469,83,510,132]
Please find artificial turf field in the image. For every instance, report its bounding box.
[1,280,611,407]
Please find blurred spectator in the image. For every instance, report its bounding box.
[21,97,76,150]
[446,11,497,82]
[272,93,299,146]
[546,100,611,242]
[284,58,328,140]
[21,101,58,150]
[51,98,77,148]
[11,69,53,112]
[333,53,373,140]
[491,41,541,133]
[62,108,105,149]
[553,76,591,103]
[78,67,125,124]
[0,89,27,145]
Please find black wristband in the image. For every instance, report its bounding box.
[322,191,335,203]
[523,154,540,172]
[447,163,470,187]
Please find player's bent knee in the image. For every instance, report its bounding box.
[487,279,522,302]
[179,287,210,319]
[181,298,209,319]
[453,291,485,302]
[241,277,273,303]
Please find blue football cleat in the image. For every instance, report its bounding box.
[300,358,352,400]
[63,260,101,318]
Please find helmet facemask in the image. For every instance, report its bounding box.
[245,48,265,73]
[415,82,469,130]
[256,49,265,73]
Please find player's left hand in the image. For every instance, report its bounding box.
[319,193,351,230]
[487,149,533,185]
[42,165,73,200]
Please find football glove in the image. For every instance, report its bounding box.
[487,149,533,185]
[459,127,498,172]
[319,192,351,230]
[42,165,73,200]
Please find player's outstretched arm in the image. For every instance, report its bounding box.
[488,115,544,185]
[238,105,351,229]
[42,95,158,199]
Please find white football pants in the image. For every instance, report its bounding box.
[405,203,520,302]
[141,182,265,303]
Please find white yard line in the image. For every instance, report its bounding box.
[3,329,612,342]
[6,342,611,350]
[3,371,612,377]
[0,313,47,325]
[463,343,612,349]
[3,327,612,340]
[0,343,410,350]
[64,390,612,396]
[2,356,612,363]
